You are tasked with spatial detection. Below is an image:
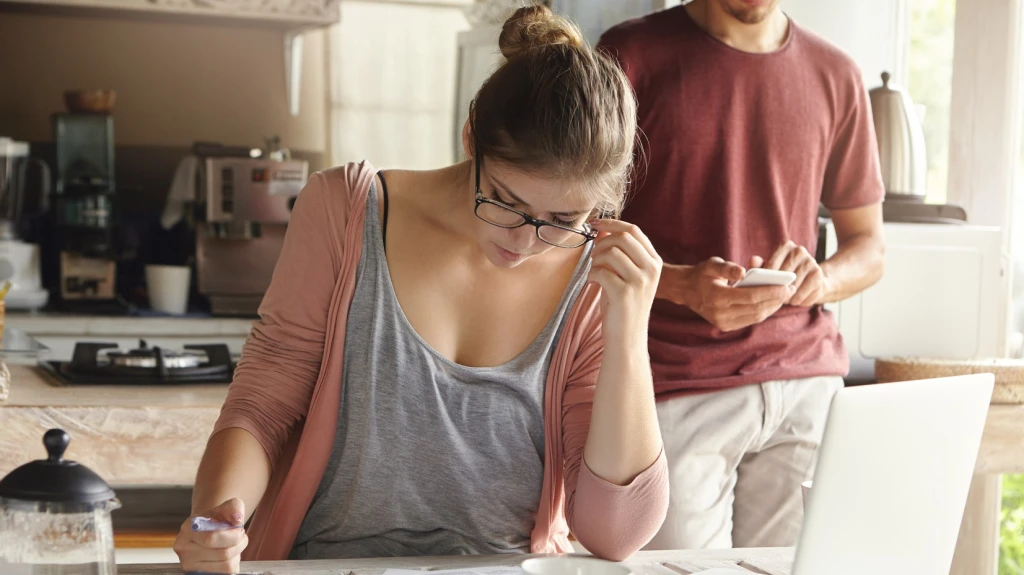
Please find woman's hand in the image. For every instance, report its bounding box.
[173,498,249,574]
[587,220,663,346]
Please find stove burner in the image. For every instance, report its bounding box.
[106,340,204,369]
[41,340,235,385]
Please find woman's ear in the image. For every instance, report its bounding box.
[462,118,474,160]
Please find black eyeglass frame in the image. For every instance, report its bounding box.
[473,150,598,249]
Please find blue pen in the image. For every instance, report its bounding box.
[191,516,244,532]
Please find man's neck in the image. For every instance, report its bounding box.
[685,0,789,54]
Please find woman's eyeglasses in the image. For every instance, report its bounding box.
[474,152,597,249]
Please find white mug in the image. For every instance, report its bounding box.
[145,265,191,315]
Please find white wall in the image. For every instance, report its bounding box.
[550,0,664,44]
[329,0,471,170]
[784,0,906,90]
[552,0,905,90]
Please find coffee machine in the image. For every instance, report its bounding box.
[52,114,119,308]
[193,155,307,316]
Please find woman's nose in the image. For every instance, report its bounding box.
[505,225,537,250]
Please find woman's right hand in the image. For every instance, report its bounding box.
[173,498,249,574]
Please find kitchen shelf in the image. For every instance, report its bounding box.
[0,0,339,28]
[0,0,341,117]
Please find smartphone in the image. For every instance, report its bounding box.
[733,268,797,288]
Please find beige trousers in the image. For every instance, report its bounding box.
[646,376,844,550]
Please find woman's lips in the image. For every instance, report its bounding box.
[496,244,524,262]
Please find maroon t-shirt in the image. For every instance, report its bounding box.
[599,7,884,397]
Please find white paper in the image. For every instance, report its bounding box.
[381,567,524,575]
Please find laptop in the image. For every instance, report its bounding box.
[791,374,994,575]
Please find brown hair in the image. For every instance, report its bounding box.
[470,4,637,217]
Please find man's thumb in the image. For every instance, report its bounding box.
[209,497,245,526]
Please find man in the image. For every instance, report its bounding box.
[598,0,886,550]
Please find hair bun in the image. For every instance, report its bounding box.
[498,5,584,60]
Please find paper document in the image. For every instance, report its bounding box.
[381,568,524,575]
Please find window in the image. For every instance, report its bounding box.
[1007,11,1024,575]
[906,0,957,204]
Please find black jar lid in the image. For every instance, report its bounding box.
[0,429,115,504]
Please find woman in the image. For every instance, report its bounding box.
[174,5,668,573]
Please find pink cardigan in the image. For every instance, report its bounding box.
[212,162,669,562]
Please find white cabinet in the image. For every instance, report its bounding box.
[825,223,1008,381]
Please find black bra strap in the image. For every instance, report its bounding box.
[377,171,390,252]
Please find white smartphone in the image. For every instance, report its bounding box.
[733,268,797,288]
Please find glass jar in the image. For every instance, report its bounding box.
[0,429,120,574]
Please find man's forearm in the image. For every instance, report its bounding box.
[819,231,885,304]
[655,263,694,306]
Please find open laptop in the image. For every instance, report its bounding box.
[791,374,994,575]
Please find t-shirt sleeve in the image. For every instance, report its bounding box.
[821,71,886,210]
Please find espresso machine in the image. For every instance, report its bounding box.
[52,114,120,309]
[192,154,307,316]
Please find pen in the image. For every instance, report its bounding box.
[191,515,244,532]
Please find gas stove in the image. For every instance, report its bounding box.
[41,340,235,385]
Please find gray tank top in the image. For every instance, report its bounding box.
[291,180,591,559]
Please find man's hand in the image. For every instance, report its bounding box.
[659,258,792,332]
[762,241,835,307]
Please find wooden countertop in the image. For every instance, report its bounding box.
[118,548,797,575]
[977,403,1024,475]
[2,364,228,408]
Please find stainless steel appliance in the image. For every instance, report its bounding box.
[869,71,928,202]
[40,339,234,385]
[194,156,307,316]
[0,138,50,310]
[867,71,969,224]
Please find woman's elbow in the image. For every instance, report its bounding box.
[573,502,669,561]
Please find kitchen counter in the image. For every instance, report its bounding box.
[5,311,254,337]
[3,312,255,363]
[976,403,1024,474]
[118,549,796,575]
[0,360,1021,486]
[0,364,226,486]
